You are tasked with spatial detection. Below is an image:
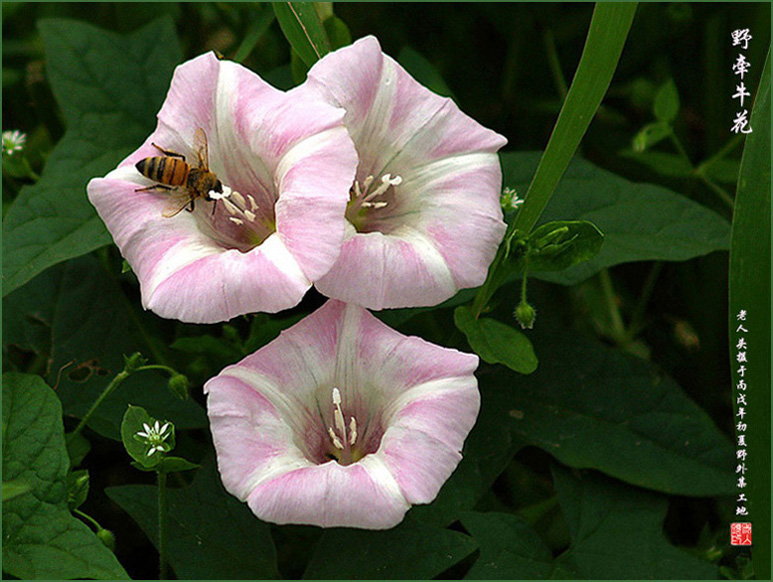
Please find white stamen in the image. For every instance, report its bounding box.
[332,387,341,405]
[223,198,239,215]
[349,417,358,446]
[247,194,259,212]
[244,210,256,222]
[362,173,402,202]
[231,191,246,207]
[328,427,344,450]
[363,175,374,190]
[229,217,244,225]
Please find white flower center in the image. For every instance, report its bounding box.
[349,173,402,211]
[135,420,171,456]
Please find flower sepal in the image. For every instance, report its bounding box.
[130,457,201,474]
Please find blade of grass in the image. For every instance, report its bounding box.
[233,8,276,63]
[729,47,770,580]
[272,2,331,67]
[514,2,638,233]
[472,2,638,316]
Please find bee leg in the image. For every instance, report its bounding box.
[211,200,218,216]
[186,199,195,213]
[151,143,186,160]
[135,184,173,193]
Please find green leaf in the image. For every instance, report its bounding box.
[653,79,680,123]
[107,458,280,580]
[454,306,538,374]
[3,255,208,440]
[501,152,731,285]
[2,373,129,579]
[273,2,331,67]
[303,517,477,579]
[729,48,770,580]
[2,480,31,502]
[66,470,89,511]
[513,3,638,233]
[398,46,455,99]
[2,18,182,296]
[526,220,604,272]
[498,330,735,496]
[632,121,672,152]
[130,457,200,473]
[620,148,694,177]
[460,512,558,579]
[65,432,91,467]
[121,405,175,468]
[552,466,718,578]
[461,469,719,579]
[323,14,352,51]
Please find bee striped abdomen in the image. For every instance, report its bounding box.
[136,157,189,186]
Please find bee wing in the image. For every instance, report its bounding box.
[161,191,193,218]
[193,127,209,170]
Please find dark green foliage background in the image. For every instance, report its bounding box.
[3,3,769,580]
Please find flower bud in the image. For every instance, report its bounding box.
[515,301,537,330]
[169,373,190,400]
[97,528,115,551]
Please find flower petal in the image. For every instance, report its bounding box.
[314,225,458,310]
[246,457,409,529]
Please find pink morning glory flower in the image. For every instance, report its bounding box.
[304,36,508,310]
[204,300,480,529]
[87,53,357,323]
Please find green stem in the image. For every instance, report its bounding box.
[68,364,179,439]
[626,261,663,339]
[670,130,735,210]
[696,172,735,211]
[73,508,103,532]
[140,364,178,376]
[668,131,692,166]
[158,470,169,580]
[599,269,626,341]
[698,134,744,172]
[69,370,130,439]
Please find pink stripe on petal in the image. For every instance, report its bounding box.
[157,53,221,138]
[246,459,409,529]
[146,235,310,323]
[388,380,480,452]
[379,425,464,505]
[305,36,384,130]
[315,228,457,310]
[206,376,308,500]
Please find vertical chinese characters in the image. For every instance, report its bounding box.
[730,29,753,134]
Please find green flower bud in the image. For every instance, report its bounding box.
[514,301,537,330]
[123,352,147,373]
[169,373,190,400]
[97,528,116,551]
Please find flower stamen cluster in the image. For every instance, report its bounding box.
[326,387,359,464]
[135,421,171,456]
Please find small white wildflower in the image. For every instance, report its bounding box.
[501,187,524,212]
[2,130,26,156]
[135,419,172,456]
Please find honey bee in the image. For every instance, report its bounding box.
[135,128,223,218]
